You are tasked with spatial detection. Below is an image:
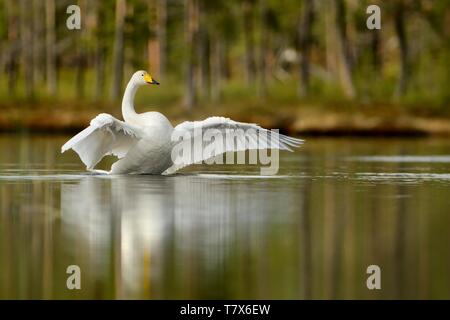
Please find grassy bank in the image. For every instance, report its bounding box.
[1,79,450,136]
[2,102,450,136]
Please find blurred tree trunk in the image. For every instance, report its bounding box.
[5,0,19,94]
[242,0,256,85]
[147,2,156,73]
[210,33,222,102]
[111,0,126,100]
[222,41,231,80]
[94,1,106,100]
[147,0,167,80]
[76,0,87,99]
[197,1,210,97]
[0,10,2,76]
[20,0,34,98]
[33,0,44,84]
[147,1,158,77]
[371,30,382,74]
[184,0,198,109]
[324,5,337,78]
[45,0,57,95]
[257,0,267,98]
[298,0,315,97]
[157,0,167,79]
[394,0,409,98]
[334,0,355,98]
[199,32,211,97]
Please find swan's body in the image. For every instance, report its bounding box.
[62,71,303,175]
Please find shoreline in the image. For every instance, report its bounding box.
[1,108,450,137]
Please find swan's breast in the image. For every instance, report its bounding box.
[110,112,174,174]
[111,133,173,174]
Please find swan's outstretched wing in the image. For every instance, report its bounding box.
[163,116,303,174]
[61,113,142,169]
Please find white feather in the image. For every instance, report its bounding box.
[62,72,304,175]
[163,116,303,174]
[61,113,141,169]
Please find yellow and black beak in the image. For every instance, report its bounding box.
[144,74,160,85]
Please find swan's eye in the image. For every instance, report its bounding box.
[141,74,144,77]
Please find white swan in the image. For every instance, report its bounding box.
[61,70,303,175]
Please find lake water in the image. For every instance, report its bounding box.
[0,134,449,299]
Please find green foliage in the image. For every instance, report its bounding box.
[0,0,449,115]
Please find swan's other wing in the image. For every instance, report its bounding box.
[61,113,142,169]
[163,116,303,174]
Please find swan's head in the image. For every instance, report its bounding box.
[131,70,160,86]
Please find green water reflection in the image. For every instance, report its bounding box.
[0,134,449,299]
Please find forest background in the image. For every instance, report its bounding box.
[0,0,449,135]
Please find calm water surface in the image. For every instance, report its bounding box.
[0,134,449,299]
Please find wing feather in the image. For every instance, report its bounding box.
[61,113,141,169]
[163,116,303,174]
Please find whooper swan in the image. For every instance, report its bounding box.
[61,71,303,174]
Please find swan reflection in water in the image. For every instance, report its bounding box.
[60,174,302,299]
[2,135,450,299]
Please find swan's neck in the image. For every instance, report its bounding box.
[122,81,139,123]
